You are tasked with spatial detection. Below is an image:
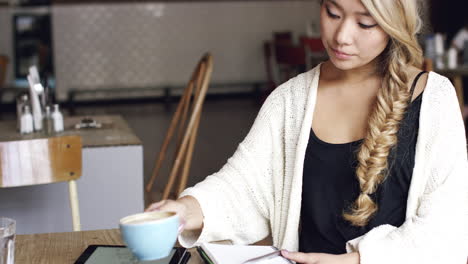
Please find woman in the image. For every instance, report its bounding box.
[147,0,468,263]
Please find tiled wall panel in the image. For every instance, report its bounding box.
[52,1,320,100]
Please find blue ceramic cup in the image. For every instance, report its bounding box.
[119,211,180,261]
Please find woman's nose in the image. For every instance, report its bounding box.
[334,20,354,46]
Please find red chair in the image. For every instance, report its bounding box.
[300,36,328,69]
[274,31,294,46]
[0,55,8,88]
[261,42,277,103]
[262,33,321,101]
[300,36,325,52]
[274,44,306,83]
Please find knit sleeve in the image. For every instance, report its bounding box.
[177,87,285,248]
[346,77,468,264]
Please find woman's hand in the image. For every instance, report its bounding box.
[145,196,204,231]
[281,250,360,264]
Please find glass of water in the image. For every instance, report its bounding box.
[0,218,15,264]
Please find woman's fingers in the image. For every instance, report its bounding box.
[145,200,187,218]
[281,250,319,264]
[144,199,198,230]
[145,200,168,212]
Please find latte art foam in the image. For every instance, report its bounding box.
[121,212,175,225]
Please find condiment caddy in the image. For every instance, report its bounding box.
[17,66,64,135]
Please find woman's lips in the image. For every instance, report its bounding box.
[332,48,353,60]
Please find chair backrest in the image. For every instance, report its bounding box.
[273,44,306,84]
[274,44,306,66]
[0,135,82,188]
[300,36,325,52]
[0,55,8,88]
[263,42,278,91]
[274,31,293,46]
[145,53,213,200]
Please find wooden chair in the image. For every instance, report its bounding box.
[300,36,325,52]
[263,32,311,99]
[262,41,278,103]
[0,55,8,88]
[300,36,328,69]
[274,44,306,83]
[0,135,83,231]
[145,53,213,200]
[274,31,293,46]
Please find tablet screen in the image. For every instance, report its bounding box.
[78,246,177,264]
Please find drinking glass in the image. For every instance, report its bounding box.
[0,218,15,264]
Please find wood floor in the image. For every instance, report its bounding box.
[70,96,261,206]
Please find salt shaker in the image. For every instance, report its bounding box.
[51,104,64,133]
[20,105,34,134]
[16,94,29,132]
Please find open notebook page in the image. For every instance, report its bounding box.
[200,243,292,264]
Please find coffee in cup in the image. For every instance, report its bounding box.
[119,211,181,261]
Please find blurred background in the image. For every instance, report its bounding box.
[0,0,467,234]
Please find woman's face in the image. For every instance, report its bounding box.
[320,0,390,71]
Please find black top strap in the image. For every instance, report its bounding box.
[408,71,428,102]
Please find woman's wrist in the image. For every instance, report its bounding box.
[177,195,204,230]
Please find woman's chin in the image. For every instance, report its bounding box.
[328,58,358,70]
[328,57,375,72]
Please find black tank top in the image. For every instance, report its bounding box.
[299,72,427,254]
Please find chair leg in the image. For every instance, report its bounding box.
[177,109,202,196]
[160,54,213,200]
[68,180,81,231]
[175,72,205,197]
[145,86,190,193]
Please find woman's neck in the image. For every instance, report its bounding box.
[321,60,382,85]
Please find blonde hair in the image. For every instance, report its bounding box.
[342,0,424,226]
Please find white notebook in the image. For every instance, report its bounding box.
[199,243,292,264]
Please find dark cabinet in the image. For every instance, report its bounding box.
[13,9,53,81]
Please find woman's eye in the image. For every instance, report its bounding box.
[326,6,340,19]
[358,23,378,29]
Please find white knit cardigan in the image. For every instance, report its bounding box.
[179,65,468,263]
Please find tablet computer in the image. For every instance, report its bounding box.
[74,245,190,264]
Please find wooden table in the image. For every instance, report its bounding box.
[0,115,144,234]
[0,115,141,147]
[15,229,203,264]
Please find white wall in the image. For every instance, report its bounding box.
[52,1,320,100]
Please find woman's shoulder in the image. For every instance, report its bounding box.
[269,65,320,100]
[397,66,452,101]
[424,71,455,98]
[420,71,461,123]
[259,66,319,121]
